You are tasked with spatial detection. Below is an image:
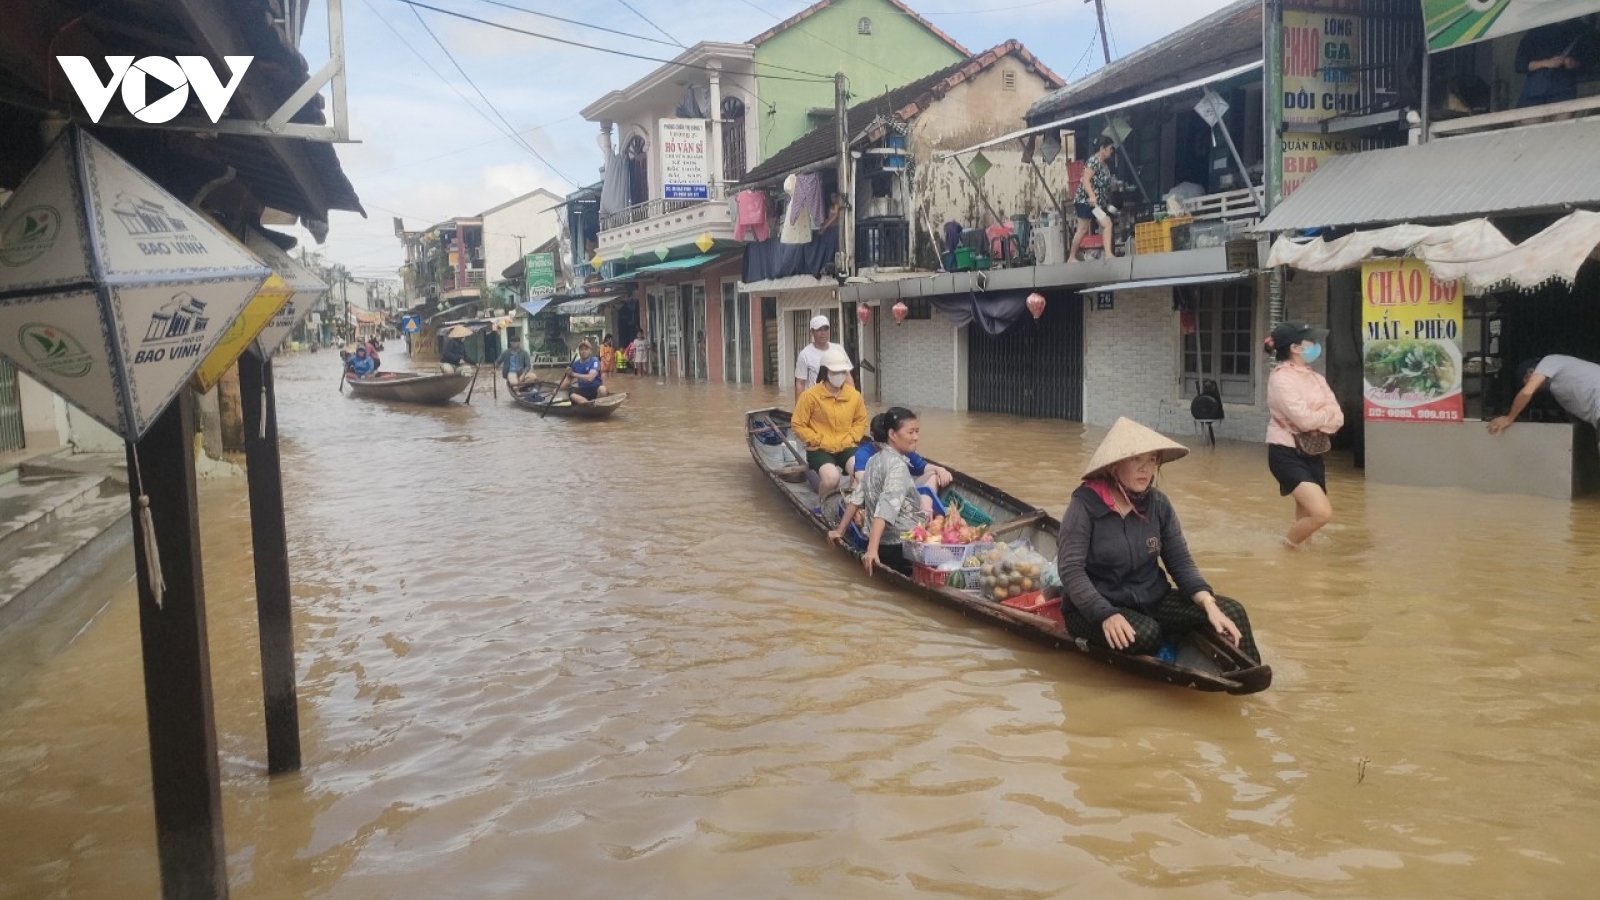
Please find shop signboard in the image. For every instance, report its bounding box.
[1280,134,1360,197]
[1424,0,1593,51]
[0,126,269,439]
[1281,8,1362,125]
[660,118,710,200]
[244,228,328,358]
[525,251,555,294]
[1361,258,1465,423]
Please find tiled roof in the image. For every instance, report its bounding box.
[740,40,1063,187]
[1028,0,1260,122]
[749,0,969,56]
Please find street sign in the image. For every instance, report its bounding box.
[402,315,420,334]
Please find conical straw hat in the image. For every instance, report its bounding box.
[1081,417,1189,479]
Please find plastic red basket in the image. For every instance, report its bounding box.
[1000,591,1064,627]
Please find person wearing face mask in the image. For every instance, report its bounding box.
[828,406,929,577]
[795,315,853,399]
[1264,322,1344,548]
[790,345,867,502]
[1056,418,1258,661]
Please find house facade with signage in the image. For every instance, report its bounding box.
[481,188,563,301]
[1257,0,1600,498]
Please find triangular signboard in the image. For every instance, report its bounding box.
[0,126,269,439]
[245,229,327,358]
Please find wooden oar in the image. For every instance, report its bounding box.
[540,373,570,418]
[987,510,1047,537]
[753,417,807,468]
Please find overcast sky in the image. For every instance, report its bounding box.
[295,0,1243,281]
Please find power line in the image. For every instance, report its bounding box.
[388,0,833,82]
[408,5,581,187]
[465,0,682,48]
[613,0,684,48]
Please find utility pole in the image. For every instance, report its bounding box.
[1088,0,1112,66]
[834,72,851,279]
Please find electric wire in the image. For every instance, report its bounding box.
[613,0,684,48]
[464,0,682,48]
[388,0,834,82]
[408,4,581,187]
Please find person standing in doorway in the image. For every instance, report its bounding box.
[1489,355,1600,434]
[794,314,853,399]
[1265,322,1344,548]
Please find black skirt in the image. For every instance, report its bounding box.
[1268,443,1326,496]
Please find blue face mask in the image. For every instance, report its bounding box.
[1300,342,1322,364]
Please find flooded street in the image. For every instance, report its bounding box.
[4,349,1600,899]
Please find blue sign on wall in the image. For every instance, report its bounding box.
[402,315,421,333]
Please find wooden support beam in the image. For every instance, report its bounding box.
[127,398,229,899]
[239,348,302,774]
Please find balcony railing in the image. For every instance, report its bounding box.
[600,183,730,232]
[857,218,911,269]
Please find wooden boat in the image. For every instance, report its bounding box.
[510,381,628,419]
[344,370,472,404]
[746,407,1271,695]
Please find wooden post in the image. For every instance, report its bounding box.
[239,347,302,774]
[126,398,229,899]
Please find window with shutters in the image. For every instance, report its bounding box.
[858,17,873,35]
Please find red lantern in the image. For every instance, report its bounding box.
[857,304,871,324]
[1026,292,1046,320]
[892,300,909,324]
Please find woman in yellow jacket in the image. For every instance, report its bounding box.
[791,345,867,502]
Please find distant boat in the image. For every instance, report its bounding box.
[746,406,1271,695]
[344,370,472,404]
[509,381,627,419]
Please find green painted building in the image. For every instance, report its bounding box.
[751,0,969,161]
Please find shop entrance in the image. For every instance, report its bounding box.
[967,293,1084,420]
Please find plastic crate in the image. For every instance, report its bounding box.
[912,563,981,592]
[1134,216,1192,255]
[906,540,980,568]
[1000,591,1064,627]
[939,490,993,527]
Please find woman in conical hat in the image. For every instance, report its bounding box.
[1056,418,1259,662]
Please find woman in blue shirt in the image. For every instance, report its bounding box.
[848,411,952,515]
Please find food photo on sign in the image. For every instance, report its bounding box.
[1361,258,1465,423]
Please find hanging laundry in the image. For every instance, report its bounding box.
[943,220,964,253]
[735,190,770,242]
[788,172,825,226]
[780,174,813,245]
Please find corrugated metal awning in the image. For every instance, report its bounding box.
[1091,271,1255,293]
[1257,120,1600,232]
[737,275,834,292]
[557,294,621,316]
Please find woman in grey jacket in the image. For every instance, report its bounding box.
[1056,418,1260,662]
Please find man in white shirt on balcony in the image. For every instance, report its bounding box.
[795,314,853,400]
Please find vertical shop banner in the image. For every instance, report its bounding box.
[659,118,710,200]
[1281,9,1362,125]
[524,252,555,294]
[1280,134,1360,197]
[1361,259,1465,423]
[1424,0,1594,51]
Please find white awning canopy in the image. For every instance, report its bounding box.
[1266,211,1600,293]
[939,60,1263,160]
[1090,271,1255,293]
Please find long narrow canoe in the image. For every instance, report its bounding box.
[345,370,473,404]
[510,381,628,419]
[746,407,1271,695]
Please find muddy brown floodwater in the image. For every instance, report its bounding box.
[3,349,1600,899]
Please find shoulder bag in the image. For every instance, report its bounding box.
[1293,430,1331,457]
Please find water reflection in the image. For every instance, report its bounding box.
[1,350,1598,898]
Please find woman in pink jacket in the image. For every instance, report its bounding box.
[1265,322,1345,548]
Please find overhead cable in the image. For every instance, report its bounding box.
[613,0,685,48]
[388,0,834,83]
[465,0,683,47]
[408,5,581,187]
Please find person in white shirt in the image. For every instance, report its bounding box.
[794,314,854,399]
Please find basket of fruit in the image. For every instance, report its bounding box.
[903,507,992,568]
[972,543,1050,604]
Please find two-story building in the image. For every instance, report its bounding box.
[1257,0,1600,498]
[578,0,974,384]
[839,0,1291,435]
[734,39,1066,403]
